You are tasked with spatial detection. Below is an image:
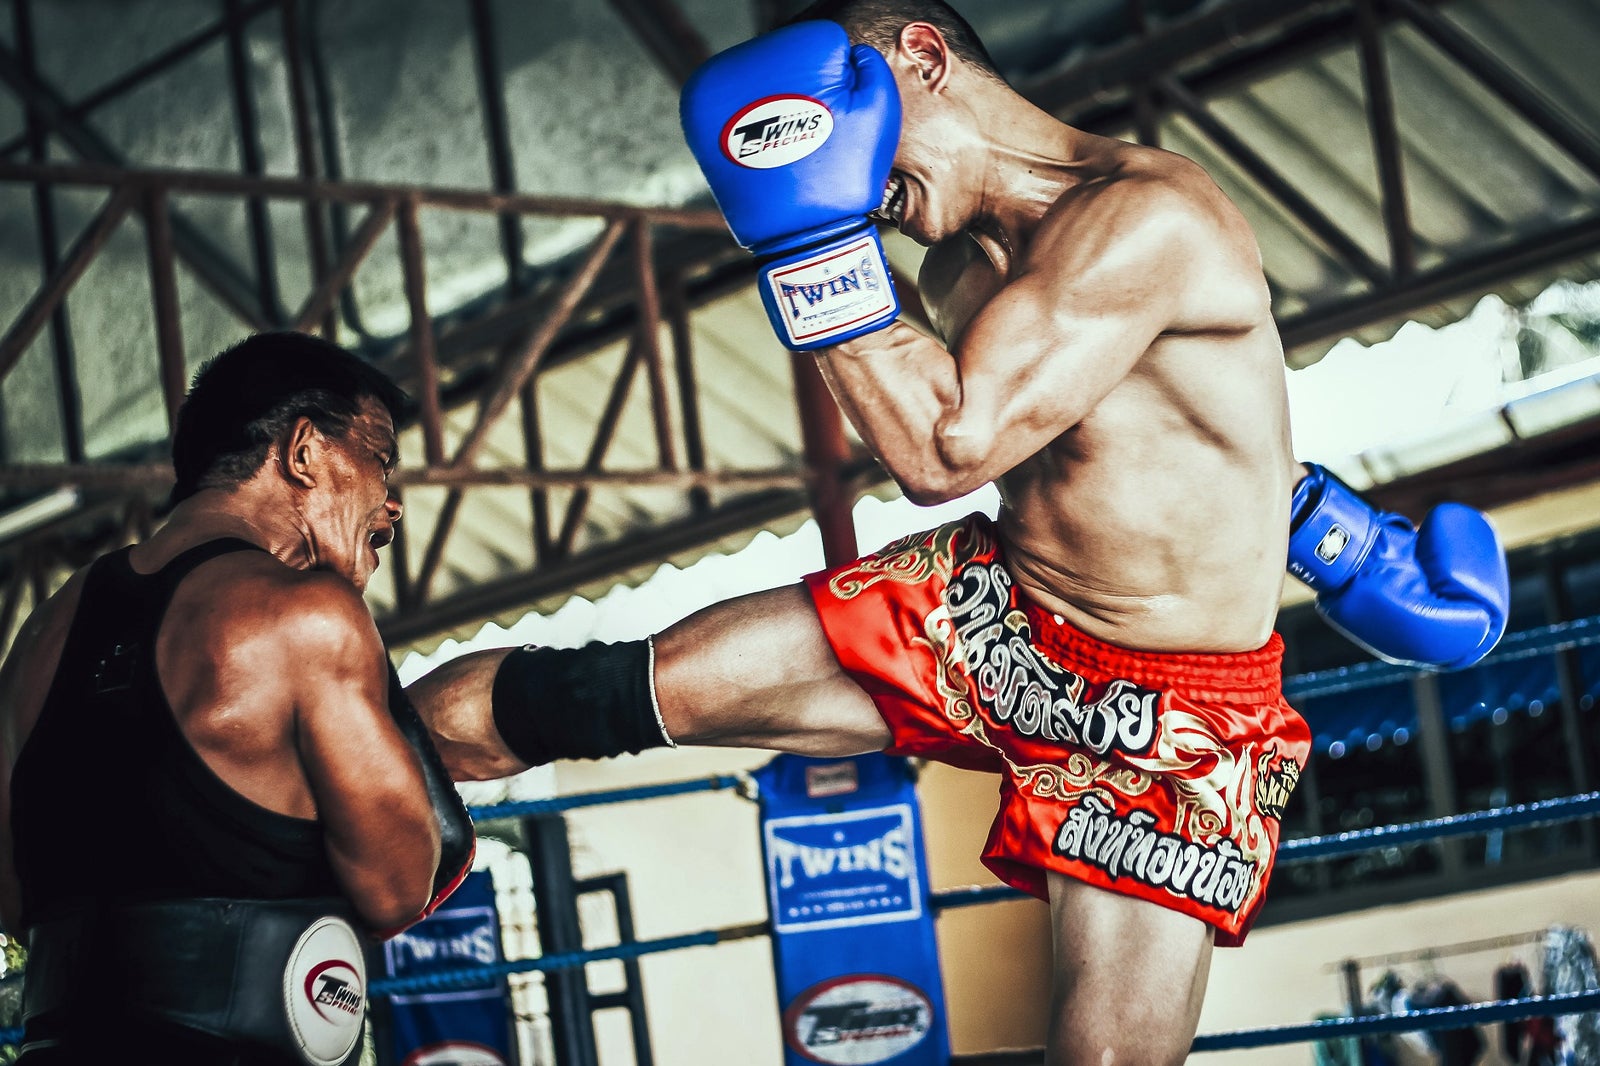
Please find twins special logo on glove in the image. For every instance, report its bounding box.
[721,95,834,168]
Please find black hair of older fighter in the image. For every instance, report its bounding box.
[787,0,1002,83]
[170,331,408,504]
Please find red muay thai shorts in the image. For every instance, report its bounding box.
[803,514,1311,946]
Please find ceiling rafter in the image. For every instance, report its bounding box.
[1,0,1598,653]
[605,0,712,87]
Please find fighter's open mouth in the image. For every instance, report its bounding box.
[873,175,907,224]
[368,527,393,551]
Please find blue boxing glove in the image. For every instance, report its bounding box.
[681,21,901,351]
[1288,464,1509,669]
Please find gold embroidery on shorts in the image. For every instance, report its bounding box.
[1010,753,1153,804]
[826,521,969,600]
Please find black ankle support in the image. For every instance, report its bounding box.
[490,640,671,765]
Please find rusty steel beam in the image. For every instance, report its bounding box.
[0,0,284,161]
[388,486,414,609]
[605,0,711,87]
[280,0,337,338]
[142,189,188,432]
[663,277,711,514]
[0,186,137,381]
[1024,0,1342,115]
[1391,0,1600,182]
[376,456,889,646]
[1355,0,1415,281]
[291,199,397,333]
[0,46,274,328]
[792,353,858,566]
[555,339,648,558]
[520,378,552,560]
[1278,214,1600,351]
[633,220,680,472]
[0,463,808,491]
[0,160,728,227]
[450,218,630,468]
[1158,74,1389,287]
[396,197,447,466]
[412,491,462,608]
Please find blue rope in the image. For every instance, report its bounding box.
[932,790,1600,911]
[1284,614,1600,702]
[1190,989,1600,1052]
[466,774,744,822]
[931,884,1026,911]
[370,929,724,996]
[1278,790,1600,863]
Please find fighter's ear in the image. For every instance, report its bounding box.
[896,21,953,94]
[281,415,322,490]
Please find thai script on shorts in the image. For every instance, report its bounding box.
[945,559,1159,756]
[1053,794,1257,914]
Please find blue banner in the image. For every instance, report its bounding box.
[755,753,950,1066]
[380,869,517,1066]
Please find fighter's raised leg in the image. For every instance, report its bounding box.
[409,583,890,782]
[652,583,891,755]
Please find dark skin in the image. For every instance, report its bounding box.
[0,399,438,935]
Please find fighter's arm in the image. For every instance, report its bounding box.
[814,180,1204,504]
[285,577,441,931]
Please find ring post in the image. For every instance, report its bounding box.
[755,752,951,1065]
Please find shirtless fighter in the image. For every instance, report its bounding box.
[411,3,1507,1061]
[0,332,472,1065]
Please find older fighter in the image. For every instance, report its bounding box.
[0,332,472,1066]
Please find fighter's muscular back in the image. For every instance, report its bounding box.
[832,139,1293,654]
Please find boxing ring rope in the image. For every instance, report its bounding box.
[1284,613,1600,701]
[462,771,751,822]
[364,788,1600,1000]
[9,616,1599,1052]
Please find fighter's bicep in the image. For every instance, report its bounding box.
[954,200,1195,433]
[953,272,1162,438]
[286,585,432,837]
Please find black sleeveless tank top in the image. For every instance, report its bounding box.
[11,539,343,928]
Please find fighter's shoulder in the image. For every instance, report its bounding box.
[1048,146,1236,241]
[200,556,380,659]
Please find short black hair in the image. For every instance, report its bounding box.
[171,331,407,503]
[787,0,1000,82]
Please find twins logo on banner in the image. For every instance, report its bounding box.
[382,875,513,1066]
[783,974,935,1066]
[765,804,921,935]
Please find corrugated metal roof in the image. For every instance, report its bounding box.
[1,0,1597,653]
